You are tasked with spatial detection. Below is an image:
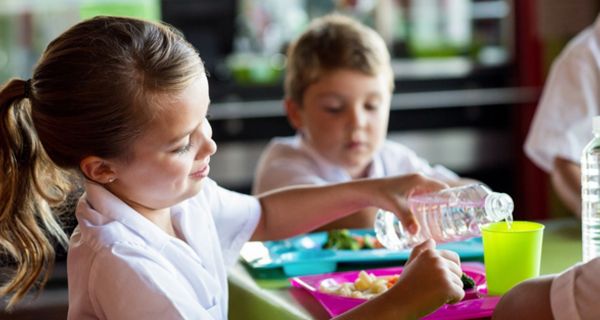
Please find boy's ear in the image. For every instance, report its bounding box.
[79,156,117,184]
[284,98,303,130]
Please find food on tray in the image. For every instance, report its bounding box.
[461,272,476,289]
[318,270,399,299]
[322,229,383,250]
[318,270,478,300]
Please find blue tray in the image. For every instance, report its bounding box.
[240,229,483,277]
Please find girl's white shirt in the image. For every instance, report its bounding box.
[67,178,261,320]
[524,13,600,172]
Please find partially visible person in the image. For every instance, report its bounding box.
[253,14,476,231]
[524,13,600,218]
[493,258,600,320]
[0,15,465,319]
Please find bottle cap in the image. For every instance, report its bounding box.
[593,116,600,134]
[484,192,514,221]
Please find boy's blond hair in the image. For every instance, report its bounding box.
[285,14,394,104]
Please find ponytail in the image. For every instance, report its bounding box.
[0,15,204,309]
[0,78,72,309]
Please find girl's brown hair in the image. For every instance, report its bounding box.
[285,13,393,105]
[0,16,203,308]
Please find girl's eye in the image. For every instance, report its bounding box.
[175,142,193,154]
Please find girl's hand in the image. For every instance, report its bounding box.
[367,174,448,234]
[254,173,447,242]
[389,239,465,318]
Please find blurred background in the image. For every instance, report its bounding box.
[0,0,598,318]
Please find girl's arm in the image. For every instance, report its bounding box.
[251,173,446,241]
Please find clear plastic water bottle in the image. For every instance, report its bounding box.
[374,184,514,250]
[581,116,600,262]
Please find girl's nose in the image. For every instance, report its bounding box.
[205,138,217,156]
[197,121,217,159]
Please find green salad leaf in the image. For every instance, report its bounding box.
[461,273,476,290]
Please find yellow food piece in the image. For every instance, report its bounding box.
[318,270,399,299]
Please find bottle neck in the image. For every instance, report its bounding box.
[484,192,514,221]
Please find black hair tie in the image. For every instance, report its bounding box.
[24,79,32,99]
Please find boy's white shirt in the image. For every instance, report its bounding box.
[524,13,600,172]
[551,257,600,320]
[524,14,600,319]
[67,178,261,320]
[252,135,459,194]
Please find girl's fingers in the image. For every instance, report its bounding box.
[438,249,461,268]
[438,251,463,281]
[400,176,448,234]
[408,178,449,198]
[388,204,419,236]
[407,239,435,263]
[446,281,466,304]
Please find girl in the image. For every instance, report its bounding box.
[0,16,464,319]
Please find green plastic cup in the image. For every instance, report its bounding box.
[481,221,545,296]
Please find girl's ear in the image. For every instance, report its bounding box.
[284,98,304,130]
[79,156,117,184]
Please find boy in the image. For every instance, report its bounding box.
[253,14,475,231]
[524,13,600,218]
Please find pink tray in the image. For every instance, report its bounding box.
[290,263,500,319]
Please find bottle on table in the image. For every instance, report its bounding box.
[374,184,514,250]
[581,116,600,262]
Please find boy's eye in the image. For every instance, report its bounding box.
[323,105,343,113]
[365,103,379,111]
